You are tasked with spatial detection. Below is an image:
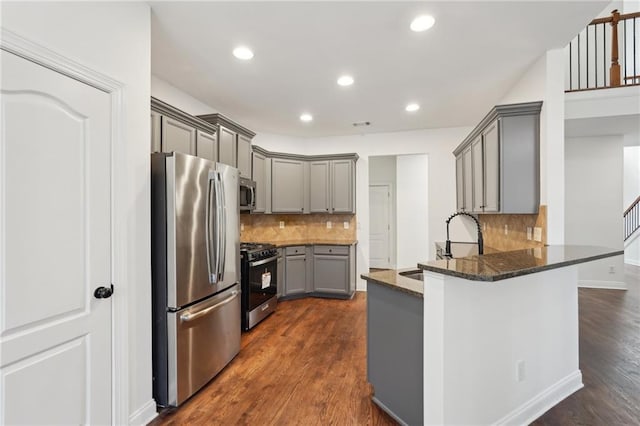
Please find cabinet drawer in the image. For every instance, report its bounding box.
[313,245,349,256]
[285,246,306,255]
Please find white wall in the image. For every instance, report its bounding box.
[1,2,154,424]
[565,136,626,287]
[501,49,566,245]
[624,144,640,265]
[369,156,397,267]
[151,75,216,116]
[396,155,429,268]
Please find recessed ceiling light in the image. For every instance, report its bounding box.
[300,113,313,122]
[233,46,254,60]
[405,103,420,112]
[337,75,354,86]
[410,15,435,32]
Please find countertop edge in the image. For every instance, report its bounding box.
[418,248,624,282]
[360,273,423,298]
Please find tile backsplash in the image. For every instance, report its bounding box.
[478,205,547,251]
[241,214,357,243]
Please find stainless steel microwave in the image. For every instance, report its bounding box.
[239,177,256,212]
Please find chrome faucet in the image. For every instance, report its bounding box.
[445,212,484,257]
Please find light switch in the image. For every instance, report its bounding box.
[279,221,285,229]
[343,221,349,229]
[326,221,332,229]
[526,227,532,240]
[240,223,244,231]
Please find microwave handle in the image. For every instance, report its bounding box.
[250,186,255,207]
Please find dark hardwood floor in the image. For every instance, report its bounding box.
[150,293,396,425]
[151,265,640,426]
[533,263,640,425]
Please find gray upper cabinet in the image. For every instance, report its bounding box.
[252,150,267,213]
[196,129,217,162]
[218,126,236,167]
[272,158,305,213]
[237,134,252,178]
[161,116,196,155]
[331,160,355,213]
[151,110,161,153]
[453,101,542,214]
[309,159,355,214]
[309,161,330,213]
[198,113,256,175]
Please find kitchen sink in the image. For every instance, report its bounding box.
[399,270,424,281]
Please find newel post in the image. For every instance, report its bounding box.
[610,9,621,86]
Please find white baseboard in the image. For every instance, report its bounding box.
[578,280,627,290]
[129,399,157,426]
[494,370,583,426]
[624,258,640,267]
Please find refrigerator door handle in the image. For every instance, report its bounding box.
[215,173,226,282]
[206,171,219,284]
[179,290,239,322]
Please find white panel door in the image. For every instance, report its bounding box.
[0,50,112,424]
[369,185,391,268]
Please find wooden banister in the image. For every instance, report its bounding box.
[624,195,640,216]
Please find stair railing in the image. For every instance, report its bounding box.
[624,195,640,241]
[566,9,640,91]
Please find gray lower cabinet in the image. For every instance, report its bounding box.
[237,134,252,178]
[284,252,306,296]
[276,249,284,299]
[313,247,350,295]
[161,116,196,155]
[272,158,305,213]
[453,101,542,214]
[196,129,217,162]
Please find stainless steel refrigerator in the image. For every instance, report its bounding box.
[151,152,241,407]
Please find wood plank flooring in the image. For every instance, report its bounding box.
[533,263,640,425]
[150,294,396,425]
[151,265,640,426]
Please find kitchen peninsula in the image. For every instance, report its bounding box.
[362,245,623,426]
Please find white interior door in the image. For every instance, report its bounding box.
[0,50,112,424]
[369,184,392,268]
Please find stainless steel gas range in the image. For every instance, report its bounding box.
[240,242,278,330]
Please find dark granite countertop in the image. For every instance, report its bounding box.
[361,269,423,298]
[418,245,623,282]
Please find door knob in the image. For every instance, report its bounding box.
[94,285,113,299]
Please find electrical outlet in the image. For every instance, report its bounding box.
[343,221,349,229]
[326,221,332,229]
[279,221,285,229]
[483,222,487,232]
[526,227,532,240]
[609,265,616,274]
[516,360,526,382]
[504,224,508,235]
[533,227,542,242]
[240,223,244,231]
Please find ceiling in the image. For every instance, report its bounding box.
[151,1,610,138]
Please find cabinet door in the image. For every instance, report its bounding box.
[161,116,196,155]
[237,134,252,178]
[309,161,330,213]
[252,152,267,213]
[313,255,349,295]
[276,252,284,299]
[462,147,473,214]
[471,136,484,212]
[218,126,236,167]
[482,121,500,212]
[196,129,217,162]
[284,255,306,296]
[331,159,354,213]
[272,158,305,213]
[151,110,161,153]
[455,154,464,211]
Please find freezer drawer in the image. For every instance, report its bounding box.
[167,284,241,406]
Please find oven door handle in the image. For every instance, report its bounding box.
[248,255,278,268]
